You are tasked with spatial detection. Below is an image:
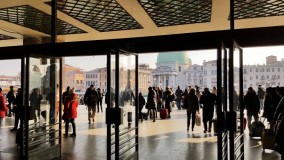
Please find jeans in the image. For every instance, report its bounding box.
[187,111,196,130]
[176,99,181,109]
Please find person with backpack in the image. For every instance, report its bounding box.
[84,85,98,124]
[6,86,15,117]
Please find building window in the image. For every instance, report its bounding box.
[267,68,270,72]
[250,76,253,80]
[76,80,79,84]
[272,68,274,72]
[267,75,269,79]
[256,75,258,79]
[278,68,280,72]
[260,68,264,72]
[256,69,258,72]
[179,66,181,72]
[250,68,252,72]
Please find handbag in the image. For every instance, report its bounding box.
[195,113,201,126]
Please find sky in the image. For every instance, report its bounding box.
[1,45,284,76]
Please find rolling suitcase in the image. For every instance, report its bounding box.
[160,108,168,119]
[261,129,275,150]
[251,121,265,137]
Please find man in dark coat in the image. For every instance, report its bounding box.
[244,87,260,136]
[200,88,217,133]
[175,86,183,110]
[6,86,15,117]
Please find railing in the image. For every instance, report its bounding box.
[110,126,138,160]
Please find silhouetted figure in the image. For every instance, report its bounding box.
[200,88,217,133]
[184,88,199,131]
[138,92,146,122]
[84,85,98,124]
[175,86,183,110]
[97,88,103,112]
[10,88,23,132]
[6,86,15,117]
[244,87,260,136]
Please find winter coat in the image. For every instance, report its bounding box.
[138,95,146,110]
[184,93,199,113]
[200,92,216,122]
[244,92,260,114]
[0,93,8,118]
[64,93,78,119]
[147,90,156,110]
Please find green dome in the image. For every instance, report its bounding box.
[157,52,189,64]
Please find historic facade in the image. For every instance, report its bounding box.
[243,55,284,90]
[152,52,191,91]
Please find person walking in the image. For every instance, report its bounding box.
[138,92,146,122]
[244,87,260,136]
[97,88,103,112]
[183,88,199,131]
[10,88,23,132]
[63,88,78,137]
[146,87,157,122]
[84,85,98,124]
[257,85,266,111]
[29,88,43,123]
[0,88,8,140]
[200,88,217,133]
[163,87,175,118]
[175,86,183,110]
[6,86,15,117]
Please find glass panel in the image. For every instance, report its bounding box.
[28,57,60,159]
[234,46,241,135]
[117,52,136,159]
[110,53,116,160]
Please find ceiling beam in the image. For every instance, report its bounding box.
[116,0,157,29]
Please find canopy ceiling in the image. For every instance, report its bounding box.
[0,0,284,44]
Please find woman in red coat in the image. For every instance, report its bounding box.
[63,88,78,137]
[0,88,8,135]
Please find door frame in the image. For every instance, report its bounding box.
[217,41,244,160]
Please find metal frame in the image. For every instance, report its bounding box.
[0,5,85,35]
[139,0,212,27]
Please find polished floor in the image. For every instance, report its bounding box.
[0,104,282,160]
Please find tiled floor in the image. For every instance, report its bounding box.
[0,104,282,160]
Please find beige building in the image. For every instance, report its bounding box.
[64,64,85,92]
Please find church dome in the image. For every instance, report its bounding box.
[157,52,189,64]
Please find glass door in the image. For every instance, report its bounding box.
[217,42,229,160]
[229,41,244,160]
[106,49,138,160]
[217,41,244,160]
[23,56,61,160]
